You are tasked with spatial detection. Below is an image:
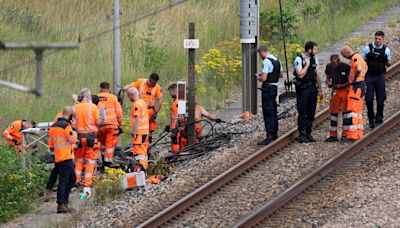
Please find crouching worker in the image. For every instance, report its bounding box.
[174,97,221,151]
[127,87,150,170]
[2,120,35,152]
[48,106,78,213]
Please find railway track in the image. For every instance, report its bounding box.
[138,61,400,227]
[235,107,400,227]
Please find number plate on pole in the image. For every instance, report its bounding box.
[184,39,199,49]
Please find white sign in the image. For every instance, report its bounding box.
[184,39,199,49]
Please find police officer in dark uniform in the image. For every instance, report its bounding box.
[293,41,324,143]
[257,46,282,145]
[362,31,392,128]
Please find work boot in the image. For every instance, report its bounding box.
[103,161,112,168]
[375,120,383,126]
[298,131,309,143]
[306,130,316,142]
[369,122,376,129]
[340,137,356,143]
[257,135,275,146]
[57,203,75,214]
[325,137,339,142]
[307,134,316,142]
[43,188,53,196]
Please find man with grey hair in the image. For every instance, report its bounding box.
[74,88,100,197]
[127,87,150,170]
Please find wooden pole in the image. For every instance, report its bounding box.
[187,22,196,146]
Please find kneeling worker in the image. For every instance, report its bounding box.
[48,106,78,213]
[2,120,35,152]
[127,87,150,170]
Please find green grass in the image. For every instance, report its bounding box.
[1,0,400,139]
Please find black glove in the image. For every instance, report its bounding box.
[215,118,222,123]
[12,139,20,145]
[164,125,170,133]
[171,134,178,145]
[151,112,158,120]
[118,126,123,135]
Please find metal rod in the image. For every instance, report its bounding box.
[278,0,291,93]
[113,0,121,95]
[34,50,44,96]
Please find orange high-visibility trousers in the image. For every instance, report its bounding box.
[98,125,119,163]
[148,109,157,134]
[74,137,98,187]
[345,83,365,140]
[171,131,180,153]
[132,134,149,169]
[329,89,349,138]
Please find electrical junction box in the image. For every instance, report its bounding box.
[177,81,187,115]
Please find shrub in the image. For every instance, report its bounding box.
[93,167,125,205]
[0,146,48,223]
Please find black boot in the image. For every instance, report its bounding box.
[298,130,309,143]
[306,130,316,142]
[325,136,338,142]
[257,135,275,146]
[57,203,75,213]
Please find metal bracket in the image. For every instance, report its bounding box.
[0,41,78,97]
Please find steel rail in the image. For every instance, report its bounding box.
[138,62,399,228]
[234,62,400,227]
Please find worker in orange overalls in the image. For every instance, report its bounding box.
[124,73,163,144]
[48,106,78,213]
[167,83,181,153]
[2,120,35,152]
[74,88,100,196]
[177,97,221,151]
[325,54,351,142]
[97,82,122,167]
[127,87,150,170]
[341,45,368,141]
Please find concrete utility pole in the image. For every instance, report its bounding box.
[240,0,259,114]
[113,0,121,95]
[186,22,196,146]
[0,42,78,96]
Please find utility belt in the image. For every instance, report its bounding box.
[259,82,278,93]
[77,132,97,148]
[293,77,314,89]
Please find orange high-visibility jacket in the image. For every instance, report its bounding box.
[2,120,23,142]
[130,99,149,135]
[170,98,179,129]
[52,111,63,123]
[350,54,367,82]
[48,118,77,163]
[131,78,162,108]
[74,101,100,134]
[97,92,122,126]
